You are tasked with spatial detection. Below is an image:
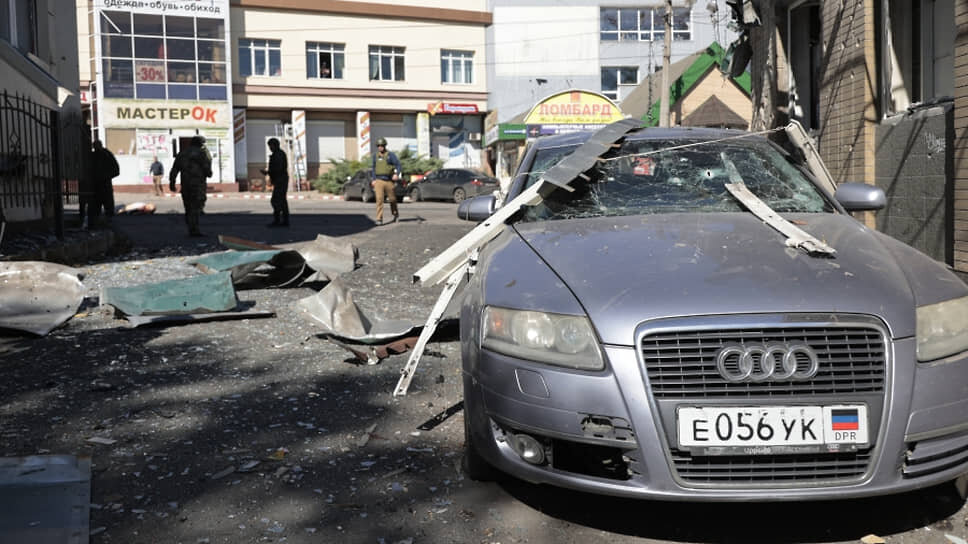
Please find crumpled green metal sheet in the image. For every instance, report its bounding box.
[0,261,85,335]
[100,271,239,316]
[192,249,306,286]
[295,277,414,343]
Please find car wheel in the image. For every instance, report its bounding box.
[462,407,496,481]
[453,188,466,203]
[341,185,350,200]
[362,188,373,203]
[410,187,422,202]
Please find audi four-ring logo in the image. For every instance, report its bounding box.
[715,343,820,382]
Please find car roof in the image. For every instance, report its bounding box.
[528,126,759,150]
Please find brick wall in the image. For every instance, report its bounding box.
[955,0,968,272]
[817,0,876,190]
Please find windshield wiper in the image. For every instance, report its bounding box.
[720,153,836,257]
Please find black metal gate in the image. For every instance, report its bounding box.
[0,90,86,239]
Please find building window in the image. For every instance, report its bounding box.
[96,10,228,101]
[601,66,638,101]
[600,7,691,42]
[2,0,39,54]
[441,49,473,84]
[239,38,281,77]
[882,0,954,114]
[306,42,344,79]
[369,45,404,81]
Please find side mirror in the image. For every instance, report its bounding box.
[834,182,886,211]
[457,194,496,222]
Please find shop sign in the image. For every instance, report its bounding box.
[357,111,371,157]
[526,123,607,138]
[100,100,230,128]
[94,0,228,17]
[523,90,625,125]
[428,102,480,115]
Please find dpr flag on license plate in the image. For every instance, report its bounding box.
[831,408,860,431]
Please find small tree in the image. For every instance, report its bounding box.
[311,157,366,194]
[396,147,443,180]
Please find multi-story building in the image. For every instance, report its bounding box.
[736,0,967,275]
[77,0,490,191]
[485,0,737,122]
[2,0,82,229]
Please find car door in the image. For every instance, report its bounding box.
[425,170,448,200]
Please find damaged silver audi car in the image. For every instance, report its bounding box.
[456,122,968,501]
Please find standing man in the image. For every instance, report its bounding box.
[149,155,165,196]
[261,137,290,227]
[370,137,400,225]
[169,136,212,236]
[88,139,120,229]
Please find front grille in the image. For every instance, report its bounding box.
[671,448,872,483]
[643,326,886,398]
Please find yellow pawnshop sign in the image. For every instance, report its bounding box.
[524,90,625,125]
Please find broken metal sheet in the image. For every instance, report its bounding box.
[417,400,465,431]
[124,309,276,327]
[295,277,414,343]
[217,234,279,251]
[100,271,239,316]
[541,118,644,189]
[192,249,307,286]
[721,153,835,256]
[0,455,90,544]
[283,234,359,283]
[328,335,419,365]
[0,261,85,335]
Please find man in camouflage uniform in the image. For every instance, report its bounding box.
[169,136,212,236]
[370,137,400,225]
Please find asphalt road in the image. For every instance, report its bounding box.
[2,192,968,544]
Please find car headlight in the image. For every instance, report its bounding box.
[916,296,968,361]
[482,306,604,370]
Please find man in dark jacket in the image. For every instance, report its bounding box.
[88,139,120,229]
[261,137,290,227]
[149,155,165,196]
[169,136,212,236]
[370,137,401,225]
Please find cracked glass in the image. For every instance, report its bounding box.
[522,138,834,222]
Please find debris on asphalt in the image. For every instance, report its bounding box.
[327,335,419,365]
[295,277,414,343]
[100,270,239,316]
[192,249,306,286]
[357,423,378,448]
[115,202,157,215]
[0,261,85,335]
[861,535,886,544]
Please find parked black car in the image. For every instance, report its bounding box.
[341,169,406,202]
[407,168,499,203]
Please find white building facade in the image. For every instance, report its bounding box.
[485,0,737,123]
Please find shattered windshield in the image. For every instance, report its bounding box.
[521,138,834,222]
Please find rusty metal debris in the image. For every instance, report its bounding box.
[0,261,85,335]
[327,335,419,365]
[296,277,415,343]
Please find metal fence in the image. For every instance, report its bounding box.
[0,90,87,239]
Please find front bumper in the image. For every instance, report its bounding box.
[464,323,968,501]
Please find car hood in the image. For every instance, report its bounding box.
[512,213,925,345]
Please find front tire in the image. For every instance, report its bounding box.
[410,187,422,202]
[462,406,496,481]
[453,187,466,203]
[362,188,373,203]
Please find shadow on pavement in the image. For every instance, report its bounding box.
[496,475,967,542]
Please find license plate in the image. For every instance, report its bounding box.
[677,405,869,453]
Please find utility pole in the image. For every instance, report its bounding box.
[658,0,672,127]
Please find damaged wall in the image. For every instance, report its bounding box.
[875,103,954,264]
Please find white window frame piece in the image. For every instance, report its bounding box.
[369,45,405,81]
[239,38,282,77]
[306,41,345,80]
[441,49,473,84]
[601,66,638,101]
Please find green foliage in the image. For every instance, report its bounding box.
[311,157,366,194]
[310,147,444,193]
[396,147,443,178]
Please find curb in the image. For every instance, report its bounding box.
[152,193,345,201]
